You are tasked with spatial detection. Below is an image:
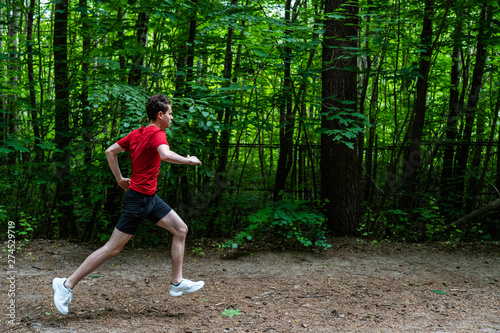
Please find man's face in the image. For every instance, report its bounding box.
[160,105,173,129]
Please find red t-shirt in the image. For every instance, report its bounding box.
[117,126,169,195]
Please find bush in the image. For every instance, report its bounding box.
[224,200,331,250]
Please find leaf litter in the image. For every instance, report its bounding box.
[2,238,499,332]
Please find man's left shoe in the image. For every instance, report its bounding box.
[169,278,205,297]
[52,277,73,315]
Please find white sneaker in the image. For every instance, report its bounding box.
[169,278,205,297]
[52,277,73,314]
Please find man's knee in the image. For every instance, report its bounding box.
[175,223,188,237]
[109,247,123,258]
[103,244,124,258]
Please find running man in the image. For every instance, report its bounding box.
[52,94,204,315]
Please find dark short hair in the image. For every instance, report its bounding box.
[146,94,171,121]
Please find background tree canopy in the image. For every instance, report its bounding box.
[1,0,499,246]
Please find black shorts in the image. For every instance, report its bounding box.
[115,189,172,235]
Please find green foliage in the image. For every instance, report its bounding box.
[318,109,372,149]
[89,82,151,133]
[192,247,205,256]
[17,213,35,241]
[224,200,331,250]
[0,0,499,245]
[221,308,242,318]
[0,206,7,224]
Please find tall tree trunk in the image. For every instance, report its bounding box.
[359,0,373,203]
[117,7,127,83]
[455,4,493,210]
[473,87,500,208]
[4,1,20,165]
[173,1,198,224]
[79,0,97,241]
[128,11,150,86]
[27,0,41,159]
[399,0,435,211]
[185,0,197,92]
[53,0,76,239]
[496,116,500,193]
[80,0,92,167]
[273,0,295,201]
[210,0,239,236]
[321,0,361,236]
[440,18,462,222]
[0,0,4,159]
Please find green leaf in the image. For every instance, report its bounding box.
[430,290,447,295]
[0,147,13,154]
[221,309,242,317]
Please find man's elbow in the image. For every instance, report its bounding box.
[105,145,119,157]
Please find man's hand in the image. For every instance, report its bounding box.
[187,155,202,166]
[117,177,131,191]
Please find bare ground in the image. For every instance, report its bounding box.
[1,238,499,332]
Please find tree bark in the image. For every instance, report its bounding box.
[209,0,239,236]
[173,1,198,224]
[27,0,41,159]
[0,0,4,160]
[321,0,361,236]
[79,0,98,241]
[128,11,150,86]
[273,0,295,201]
[440,18,462,221]
[399,0,435,211]
[3,1,20,165]
[454,4,493,209]
[53,0,76,238]
[444,198,500,232]
[472,87,500,209]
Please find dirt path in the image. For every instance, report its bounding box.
[2,238,499,332]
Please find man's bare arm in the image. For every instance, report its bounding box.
[105,142,130,191]
[157,144,202,166]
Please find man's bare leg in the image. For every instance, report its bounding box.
[65,228,132,289]
[156,210,187,284]
[156,210,204,296]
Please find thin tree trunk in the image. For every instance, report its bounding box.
[53,0,76,239]
[209,0,239,236]
[440,19,462,221]
[473,87,500,208]
[175,1,198,224]
[358,0,373,201]
[27,0,41,159]
[128,11,150,86]
[4,1,20,165]
[455,4,493,209]
[399,0,435,211]
[79,0,98,241]
[496,120,500,192]
[117,7,127,83]
[0,0,4,161]
[273,0,295,201]
[444,198,500,232]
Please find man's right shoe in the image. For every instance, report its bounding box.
[169,278,205,297]
[52,277,73,315]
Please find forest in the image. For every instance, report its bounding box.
[1,0,499,248]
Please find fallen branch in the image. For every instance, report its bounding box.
[444,197,500,231]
